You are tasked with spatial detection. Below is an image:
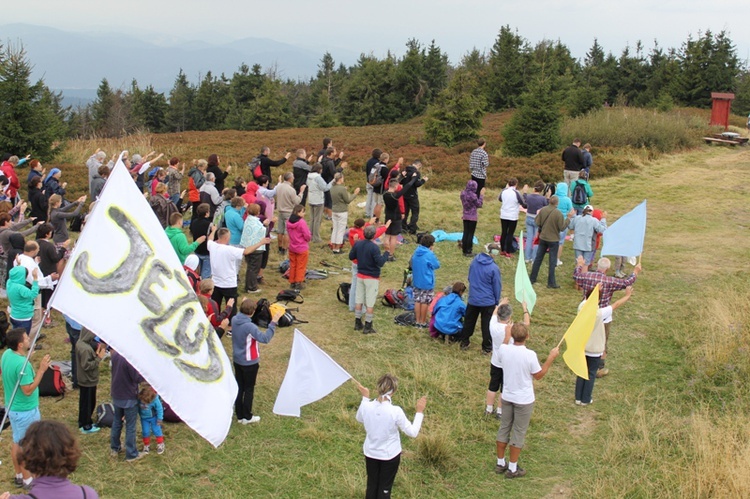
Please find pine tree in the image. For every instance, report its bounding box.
[486,26,529,110]
[423,40,450,99]
[393,39,428,118]
[502,77,561,157]
[424,70,486,147]
[92,78,117,135]
[166,70,195,132]
[0,43,68,159]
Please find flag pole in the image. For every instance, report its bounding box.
[0,307,51,441]
[556,335,566,350]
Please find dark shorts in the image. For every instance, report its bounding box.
[386,220,401,236]
[488,364,504,392]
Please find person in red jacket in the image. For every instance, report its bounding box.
[0,155,28,205]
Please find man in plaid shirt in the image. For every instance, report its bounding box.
[573,255,641,377]
[469,138,489,195]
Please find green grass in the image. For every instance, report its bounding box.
[2,143,750,497]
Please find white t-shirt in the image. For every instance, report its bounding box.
[498,343,541,405]
[355,397,423,460]
[207,240,244,288]
[500,188,523,221]
[489,315,513,368]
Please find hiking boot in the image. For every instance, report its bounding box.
[495,463,508,474]
[157,443,165,455]
[505,466,527,479]
[363,322,377,334]
[354,318,364,331]
[14,476,23,488]
[596,368,609,378]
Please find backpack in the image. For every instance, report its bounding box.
[402,286,415,311]
[367,166,383,189]
[276,290,304,303]
[279,259,290,274]
[572,181,588,205]
[96,403,115,427]
[252,298,272,328]
[269,303,308,327]
[38,365,66,398]
[382,289,407,308]
[69,213,84,232]
[394,311,416,326]
[248,157,262,180]
[337,282,351,304]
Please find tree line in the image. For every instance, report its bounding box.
[1,27,748,159]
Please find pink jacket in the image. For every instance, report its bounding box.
[286,215,311,254]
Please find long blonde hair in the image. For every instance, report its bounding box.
[48,194,62,219]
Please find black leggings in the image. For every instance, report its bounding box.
[462,220,477,255]
[365,454,401,499]
[500,219,517,254]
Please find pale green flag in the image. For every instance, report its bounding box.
[514,232,537,314]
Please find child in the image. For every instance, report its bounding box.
[285,204,311,290]
[75,328,106,433]
[138,384,165,454]
[329,173,360,253]
[431,282,467,340]
[486,298,530,419]
[198,278,233,338]
[410,234,440,328]
[347,218,391,312]
[183,254,201,294]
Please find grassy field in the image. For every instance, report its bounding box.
[2,125,750,497]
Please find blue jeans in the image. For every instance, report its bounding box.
[65,321,81,388]
[10,318,31,335]
[529,239,560,287]
[198,254,211,279]
[574,249,595,266]
[349,263,358,312]
[524,216,537,261]
[111,403,139,459]
[574,355,600,403]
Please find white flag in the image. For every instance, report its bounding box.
[273,329,351,417]
[50,160,237,448]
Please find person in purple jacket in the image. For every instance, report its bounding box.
[3,420,99,498]
[109,350,144,462]
[460,180,485,257]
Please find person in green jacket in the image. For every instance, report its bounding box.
[7,265,39,334]
[166,212,206,264]
[570,171,594,215]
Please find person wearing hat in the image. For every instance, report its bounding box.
[568,205,607,267]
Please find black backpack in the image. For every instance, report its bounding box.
[572,182,588,205]
[394,311,416,326]
[96,403,115,427]
[276,290,304,303]
[38,365,66,399]
[337,282,351,304]
[252,298,272,328]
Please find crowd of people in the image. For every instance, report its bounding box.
[0,134,642,496]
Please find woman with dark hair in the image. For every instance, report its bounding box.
[27,177,48,223]
[356,374,427,498]
[4,420,99,497]
[206,154,230,193]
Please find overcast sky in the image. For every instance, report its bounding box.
[5,0,749,64]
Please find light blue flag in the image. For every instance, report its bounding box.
[601,200,647,257]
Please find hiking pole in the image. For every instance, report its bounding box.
[0,307,51,461]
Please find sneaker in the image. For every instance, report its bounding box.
[14,476,23,488]
[80,425,101,434]
[495,463,508,474]
[596,368,609,378]
[110,449,122,458]
[495,411,502,420]
[556,260,563,266]
[142,445,150,454]
[463,253,475,258]
[481,350,491,356]
[157,443,165,455]
[22,480,33,491]
[505,466,527,479]
[247,288,262,294]
[580,399,594,406]
[237,418,249,425]
[614,271,626,278]
[575,400,582,406]
[525,259,532,264]
[247,416,261,424]
[460,343,470,351]
[125,453,145,462]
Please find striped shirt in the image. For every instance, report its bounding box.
[469,147,489,179]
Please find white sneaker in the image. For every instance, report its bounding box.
[238,418,249,425]
[247,416,261,424]
[556,259,563,266]
[157,443,165,455]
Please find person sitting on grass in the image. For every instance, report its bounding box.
[410,234,440,328]
[495,323,559,479]
[0,420,99,497]
[431,282,467,340]
[486,298,530,420]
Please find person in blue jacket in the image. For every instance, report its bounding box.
[138,384,165,454]
[432,282,467,339]
[554,182,574,266]
[410,234,440,328]
[458,251,501,353]
[224,197,247,246]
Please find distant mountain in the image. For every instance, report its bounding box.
[1,23,359,103]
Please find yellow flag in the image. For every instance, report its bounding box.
[561,285,600,379]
